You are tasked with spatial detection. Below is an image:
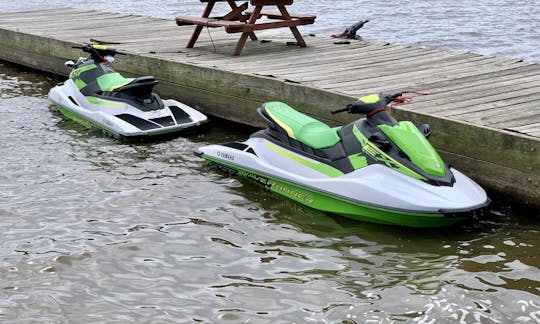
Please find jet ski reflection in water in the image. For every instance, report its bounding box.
[196,93,490,227]
[48,43,207,139]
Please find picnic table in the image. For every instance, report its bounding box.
[176,0,316,55]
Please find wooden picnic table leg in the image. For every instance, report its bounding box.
[187,1,216,48]
[277,5,306,47]
[233,33,250,56]
[233,5,262,55]
[226,0,257,40]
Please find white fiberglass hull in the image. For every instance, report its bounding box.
[197,137,490,226]
[48,79,207,138]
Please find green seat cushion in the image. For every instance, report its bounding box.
[264,101,340,149]
[96,73,135,92]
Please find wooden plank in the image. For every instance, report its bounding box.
[0,16,168,37]
[225,45,445,73]
[0,10,126,25]
[437,89,540,117]
[176,16,245,28]
[411,67,540,98]
[54,24,184,41]
[0,8,87,19]
[412,81,540,115]
[253,47,463,71]
[204,43,386,69]
[318,56,514,90]
[338,61,531,96]
[321,56,509,86]
[245,10,315,22]
[451,104,540,127]
[399,61,540,89]
[0,7,79,15]
[407,71,540,107]
[506,123,540,134]
[489,114,540,128]
[196,39,389,66]
[272,52,491,82]
[230,46,459,77]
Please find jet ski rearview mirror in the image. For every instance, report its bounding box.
[64,60,75,69]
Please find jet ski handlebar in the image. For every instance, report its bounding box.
[331,92,402,115]
[72,44,127,56]
[330,107,349,115]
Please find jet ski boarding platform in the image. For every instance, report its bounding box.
[0,8,538,206]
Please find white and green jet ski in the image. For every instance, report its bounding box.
[48,44,207,139]
[196,93,490,227]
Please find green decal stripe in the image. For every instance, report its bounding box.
[204,157,463,228]
[52,102,119,137]
[92,44,108,50]
[359,94,380,104]
[352,125,426,181]
[85,96,121,107]
[74,79,86,90]
[348,154,368,169]
[265,142,343,178]
[69,63,97,79]
[53,101,185,138]
[148,127,186,136]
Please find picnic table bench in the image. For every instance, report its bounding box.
[176,0,316,55]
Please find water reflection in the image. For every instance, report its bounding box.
[223,179,539,322]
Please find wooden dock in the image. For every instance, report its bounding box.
[0,8,538,205]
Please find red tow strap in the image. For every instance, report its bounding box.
[367,107,386,118]
[387,90,433,114]
[91,47,113,66]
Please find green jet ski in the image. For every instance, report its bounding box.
[48,43,207,138]
[196,93,490,227]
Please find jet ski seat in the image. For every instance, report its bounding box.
[97,73,158,99]
[97,72,135,92]
[261,101,341,149]
[114,76,158,99]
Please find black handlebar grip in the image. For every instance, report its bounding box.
[331,107,349,114]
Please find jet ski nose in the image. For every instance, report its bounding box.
[406,169,489,212]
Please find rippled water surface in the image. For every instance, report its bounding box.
[2,0,540,322]
[1,58,540,323]
[3,0,540,62]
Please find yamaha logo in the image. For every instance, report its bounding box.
[217,151,235,161]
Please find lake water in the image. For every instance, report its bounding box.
[1,1,540,323]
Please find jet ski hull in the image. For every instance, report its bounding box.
[197,138,490,228]
[48,80,207,138]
